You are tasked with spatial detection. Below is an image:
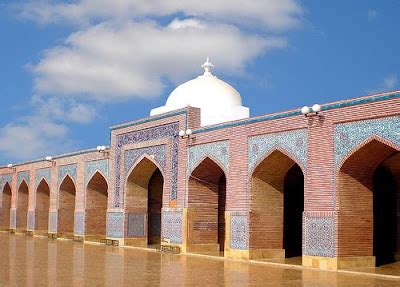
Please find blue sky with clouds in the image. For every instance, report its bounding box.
[0,0,398,164]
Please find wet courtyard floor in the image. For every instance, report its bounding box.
[0,233,399,286]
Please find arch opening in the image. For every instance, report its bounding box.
[17,180,29,231]
[85,172,108,240]
[250,150,304,259]
[338,139,399,266]
[0,182,12,230]
[36,179,50,234]
[125,157,164,247]
[58,175,76,236]
[188,157,226,255]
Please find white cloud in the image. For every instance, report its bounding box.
[383,74,397,90]
[19,0,303,30]
[368,9,377,21]
[32,19,285,102]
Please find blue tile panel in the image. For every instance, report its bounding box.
[49,211,57,233]
[127,213,146,237]
[335,116,400,169]
[0,174,12,193]
[188,141,229,174]
[304,213,335,257]
[124,145,166,177]
[35,168,51,189]
[27,211,35,230]
[114,123,179,208]
[17,171,30,188]
[85,159,109,187]
[107,212,124,238]
[230,212,249,250]
[74,212,85,235]
[161,208,183,244]
[248,129,308,173]
[58,164,77,185]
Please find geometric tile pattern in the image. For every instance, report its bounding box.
[49,211,57,233]
[74,212,85,235]
[58,164,77,185]
[161,209,183,244]
[35,168,51,189]
[10,208,16,229]
[188,141,229,174]
[304,213,335,257]
[107,212,124,238]
[17,171,30,188]
[230,213,249,250]
[248,129,308,173]
[27,211,35,230]
[124,145,166,176]
[114,123,179,208]
[334,116,400,169]
[127,213,146,237]
[85,159,109,187]
[0,174,12,193]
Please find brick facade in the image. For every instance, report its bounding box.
[0,91,399,270]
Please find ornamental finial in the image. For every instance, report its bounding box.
[201,57,214,76]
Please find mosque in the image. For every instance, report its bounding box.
[0,58,399,271]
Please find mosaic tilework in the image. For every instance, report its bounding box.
[161,209,183,244]
[49,211,57,233]
[127,213,146,237]
[248,129,308,173]
[230,213,249,250]
[85,159,109,187]
[188,141,229,174]
[124,145,166,176]
[17,171,30,188]
[35,168,51,189]
[335,116,400,169]
[114,123,179,208]
[27,211,35,230]
[74,212,85,235]
[10,209,16,229]
[0,174,12,193]
[304,215,335,257]
[107,212,124,238]
[58,164,77,185]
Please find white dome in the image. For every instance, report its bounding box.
[150,58,249,126]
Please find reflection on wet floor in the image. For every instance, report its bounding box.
[0,232,399,286]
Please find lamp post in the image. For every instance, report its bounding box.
[7,164,16,172]
[301,104,321,117]
[45,156,56,167]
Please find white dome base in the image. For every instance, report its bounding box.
[150,105,249,127]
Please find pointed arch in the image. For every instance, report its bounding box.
[85,171,108,240]
[125,156,164,247]
[35,178,50,234]
[249,149,304,258]
[337,138,399,265]
[126,154,166,182]
[189,154,228,178]
[58,174,76,236]
[187,156,227,254]
[16,179,29,230]
[0,182,12,230]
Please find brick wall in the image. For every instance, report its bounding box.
[85,172,108,236]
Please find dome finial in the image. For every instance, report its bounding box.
[201,57,214,76]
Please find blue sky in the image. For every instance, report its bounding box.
[0,0,399,164]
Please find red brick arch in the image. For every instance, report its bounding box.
[337,138,399,265]
[58,174,76,236]
[16,179,29,231]
[187,156,227,254]
[0,182,12,230]
[249,149,304,258]
[189,153,228,178]
[85,171,108,240]
[35,178,50,234]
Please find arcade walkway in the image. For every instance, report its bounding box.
[0,233,399,286]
